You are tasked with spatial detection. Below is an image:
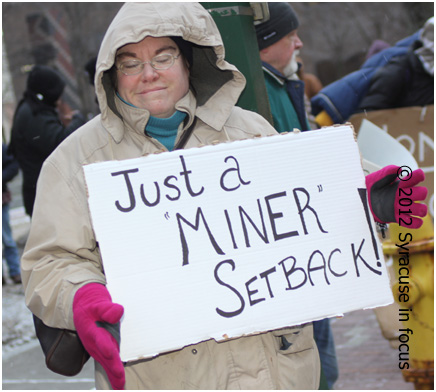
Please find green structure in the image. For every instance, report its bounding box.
[201,2,273,124]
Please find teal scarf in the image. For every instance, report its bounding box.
[116,92,186,151]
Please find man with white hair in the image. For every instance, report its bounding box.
[255,3,338,389]
[255,2,310,133]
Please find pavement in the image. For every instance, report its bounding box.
[2,342,95,390]
[330,309,414,390]
[2,309,415,390]
[2,306,415,390]
[2,173,417,390]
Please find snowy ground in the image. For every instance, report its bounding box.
[2,276,36,356]
[2,204,36,356]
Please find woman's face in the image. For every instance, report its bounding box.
[115,36,190,118]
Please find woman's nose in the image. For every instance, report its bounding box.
[140,63,159,81]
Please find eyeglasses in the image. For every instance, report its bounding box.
[117,53,181,75]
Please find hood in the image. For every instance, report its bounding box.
[95,2,246,138]
[415,16,434,76]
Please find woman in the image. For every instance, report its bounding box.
[21,3,320,389]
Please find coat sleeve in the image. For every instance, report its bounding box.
[65,112,86,134]
[21,156,106,330]
[358,57,407,111]
[26,110,84,160]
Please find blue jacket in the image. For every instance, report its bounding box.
[311,31,420,123]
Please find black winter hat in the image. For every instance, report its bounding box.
[255,3,300,50]
[26,65,66,106]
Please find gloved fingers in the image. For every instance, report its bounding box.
[398,185,428,202]
[101,303,124,324]
[105,361,126,390]
[400,216,424,229]
[378,165,399,177]
[366,170,397,189]
[410,202,428,218]
[398,168,425,188]
[108,372,125,390]
[95,330,120,360]
[407,186,428,202]
[96,346,125,390]
[77,323,125,389]
[89,302,124,324]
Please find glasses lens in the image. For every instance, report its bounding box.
[119,54,177,74]
[120,60,143,75]
[152,54,174,70]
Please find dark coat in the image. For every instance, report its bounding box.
[359,40,434,111]
[8,98,84,215]
[2,143,19,205]
[310,32,419,123]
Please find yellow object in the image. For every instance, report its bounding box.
[383,215,434,389]
[315,110,334,127]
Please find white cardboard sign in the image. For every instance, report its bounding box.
[83,125,393,362]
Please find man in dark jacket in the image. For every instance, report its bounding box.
[8,65,85,216]
[255,4,338,389]
[255,3,310,133]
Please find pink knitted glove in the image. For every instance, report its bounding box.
[365,165,428,229]
[73,283,125,390]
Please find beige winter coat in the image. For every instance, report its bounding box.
[21,2,320,389]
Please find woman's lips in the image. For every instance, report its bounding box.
[139,87,165,95]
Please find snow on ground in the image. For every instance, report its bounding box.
[2,205,36,356]
[2,278,36,356]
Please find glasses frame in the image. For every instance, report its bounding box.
[117,53,181,75]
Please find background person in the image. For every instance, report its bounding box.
[8,65,85,217]
[310,30,421,127]
[255,2,310,133]
[2,143,22,284]
[359,16,434,111]
[255,4,338,388]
